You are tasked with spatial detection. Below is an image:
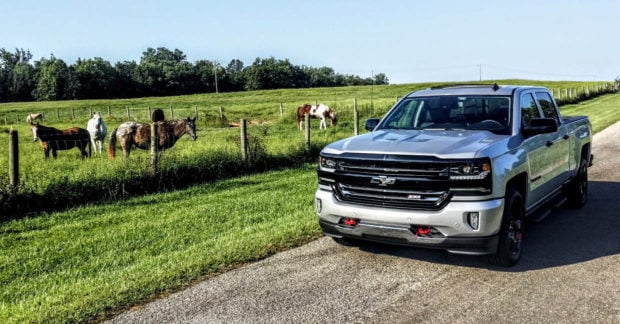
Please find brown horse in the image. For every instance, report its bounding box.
[30,123,91,159]
[108,117,197,158]
[296,103,337,130]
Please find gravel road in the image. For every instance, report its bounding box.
[110,122,620,323]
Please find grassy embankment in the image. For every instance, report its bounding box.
[0,81,619,322]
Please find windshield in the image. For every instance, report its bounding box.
[378,95,511,134]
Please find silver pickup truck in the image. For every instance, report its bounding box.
[315,84,592,266]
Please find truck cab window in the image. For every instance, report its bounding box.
[520,93,540,126]
[535,92,560,123]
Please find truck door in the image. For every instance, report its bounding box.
[520,92,548,206]
[534,91,571,189]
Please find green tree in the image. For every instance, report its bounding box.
[244,57,299,90]
[73,57,117,99]
[114,60,141,97]
[33,55,71,101]
[374,73,389,85]
[306,66,336,87]
[137,47,191,96]
[0,48,35,101]
[194,59,217,93]
[225,59,245,91]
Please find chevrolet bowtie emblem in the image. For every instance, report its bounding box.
[371,176,396,186]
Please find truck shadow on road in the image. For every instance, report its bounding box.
[355,181,620,272]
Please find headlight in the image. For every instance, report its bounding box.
[449,159,491,180]
[449,158,493,196]
[319,156,338,172]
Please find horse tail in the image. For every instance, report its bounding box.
[108,128,118,159]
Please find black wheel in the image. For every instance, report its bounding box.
[487,187,525,267]
[565,157,588,209]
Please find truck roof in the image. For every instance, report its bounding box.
[407,84,548,97]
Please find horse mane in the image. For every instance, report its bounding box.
[32,123,61,134]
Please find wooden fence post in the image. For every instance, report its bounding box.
[89,107,93,117]
[107,106,111,117]
[148,106,151,120]
[71,108,75,120]
[280,102,283,118]
[353,97,359,136]
[305,113,311,152]
[150,122,158,173]
[194,105,198,119]
[240,119,248,161]
[56,108,60,121]
[126,106,130,119]
[9,130,19,189]
[169,105,174,119]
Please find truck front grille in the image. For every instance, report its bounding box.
[334,182,451,210]
[318,154,461,210]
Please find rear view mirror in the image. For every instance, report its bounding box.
[365,118,380,131]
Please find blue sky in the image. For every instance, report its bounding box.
[1,0,618,84]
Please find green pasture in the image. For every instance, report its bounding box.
[0,81,619,322]
[0,79,612,125]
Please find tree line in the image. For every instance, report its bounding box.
[0,47,388,102]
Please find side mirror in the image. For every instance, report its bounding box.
[365,118,380,131]
[522,118,558,137]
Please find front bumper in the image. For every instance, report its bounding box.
[315,189,505,255]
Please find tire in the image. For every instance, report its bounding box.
[487,187,525,267]
[565,157,588,209]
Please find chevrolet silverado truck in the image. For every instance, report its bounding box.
[315,84,592,266]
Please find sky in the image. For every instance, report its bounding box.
[1,0,619,84]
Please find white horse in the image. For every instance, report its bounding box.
[296,103,338,130]
[26,113,44,123]
[87,112,108,154]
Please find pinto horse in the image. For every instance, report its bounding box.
[87,112,108,154]
[108,117,197,158]
[26,113,44,123]
[296,104,337,130]
[30,123,91,159]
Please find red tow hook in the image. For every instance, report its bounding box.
[343,217,358,226]
[416,226,432,237]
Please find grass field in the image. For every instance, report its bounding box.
[0,81,619,322]
[0,164,321,322]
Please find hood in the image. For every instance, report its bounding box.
[323,129,507,159]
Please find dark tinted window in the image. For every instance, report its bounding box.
[535,92,560,122]
[379,95,511,134]
[520,93,540,126]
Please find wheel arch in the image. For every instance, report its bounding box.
[505,172,528,203]
[580,143,591,166]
